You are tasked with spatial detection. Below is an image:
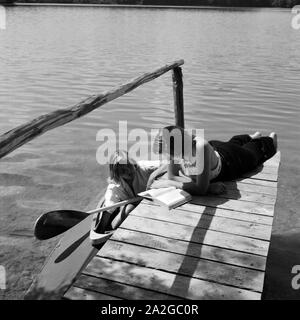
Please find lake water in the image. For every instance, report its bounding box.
[0,5,299,299]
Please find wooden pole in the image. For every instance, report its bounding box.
[0,60,184,159]
[172,66,184,128]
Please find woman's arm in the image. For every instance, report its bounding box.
[194,140,211,194]
[110,203,136,230]
[150,140,212,195]
[168,159,179,179]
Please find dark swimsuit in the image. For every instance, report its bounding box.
[209,134,276,182]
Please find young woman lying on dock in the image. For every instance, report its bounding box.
[99,150,159,231]
[148,126,277,196]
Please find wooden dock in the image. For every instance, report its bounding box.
[64,151,281,300]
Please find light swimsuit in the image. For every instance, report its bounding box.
[180,150,222,181]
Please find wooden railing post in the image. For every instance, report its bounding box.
[172,66,184,129]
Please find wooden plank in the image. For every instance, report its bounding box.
[191,196,274,216]
[174,202,274,225]
[236,177,278,188]
[98,241,265,292]
[224,181,277,196]
[73,274,182,300]
[0,60,184,159]
[111,229,267,271]
[131,203,272,240]
[64,286,121,300]
[213,188,276,205]
[84,256,261,300]
[120,215,270,256]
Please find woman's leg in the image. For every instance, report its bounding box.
[242,136,276,165]
[227,132,262,146]
[250,132,262,140]
[212,142,259,181]
[210,132,277,181]
[227,134,252,146]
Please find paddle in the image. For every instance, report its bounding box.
[34,197,142,240]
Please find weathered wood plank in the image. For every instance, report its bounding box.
[171,202,274,225]
[0,60,184,159]
[84,257,261,300]
[73,274,182,300]
[120,215,270,256]
[98,241,265,292]
[131,203,272,240]
[214,188,276,205]
[64,286,121,300]
[224,181,277,196]
[236,177,278,188]
[191,196,274,216]
[111,229,267,271]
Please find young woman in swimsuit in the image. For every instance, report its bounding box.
[101,150,159,230]
[148,126,277,195]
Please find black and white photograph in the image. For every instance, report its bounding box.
[0,0,299,305]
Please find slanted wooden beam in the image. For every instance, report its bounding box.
[0,59,184,159]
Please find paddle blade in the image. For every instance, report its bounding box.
[34,210,89,240]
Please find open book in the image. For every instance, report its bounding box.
[138,187,192,210]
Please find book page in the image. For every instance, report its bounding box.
[138,187,176,199]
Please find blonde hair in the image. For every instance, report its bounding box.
[108,150,137,183]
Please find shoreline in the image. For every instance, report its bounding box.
[13,3,291,11]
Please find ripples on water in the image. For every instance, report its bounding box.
[0,6,299,298]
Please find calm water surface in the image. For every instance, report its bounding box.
[0,6,299,299]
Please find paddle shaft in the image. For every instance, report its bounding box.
[87,196,142,215]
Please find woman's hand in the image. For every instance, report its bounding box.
[208,182,226,195]
[150,179,174,189]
